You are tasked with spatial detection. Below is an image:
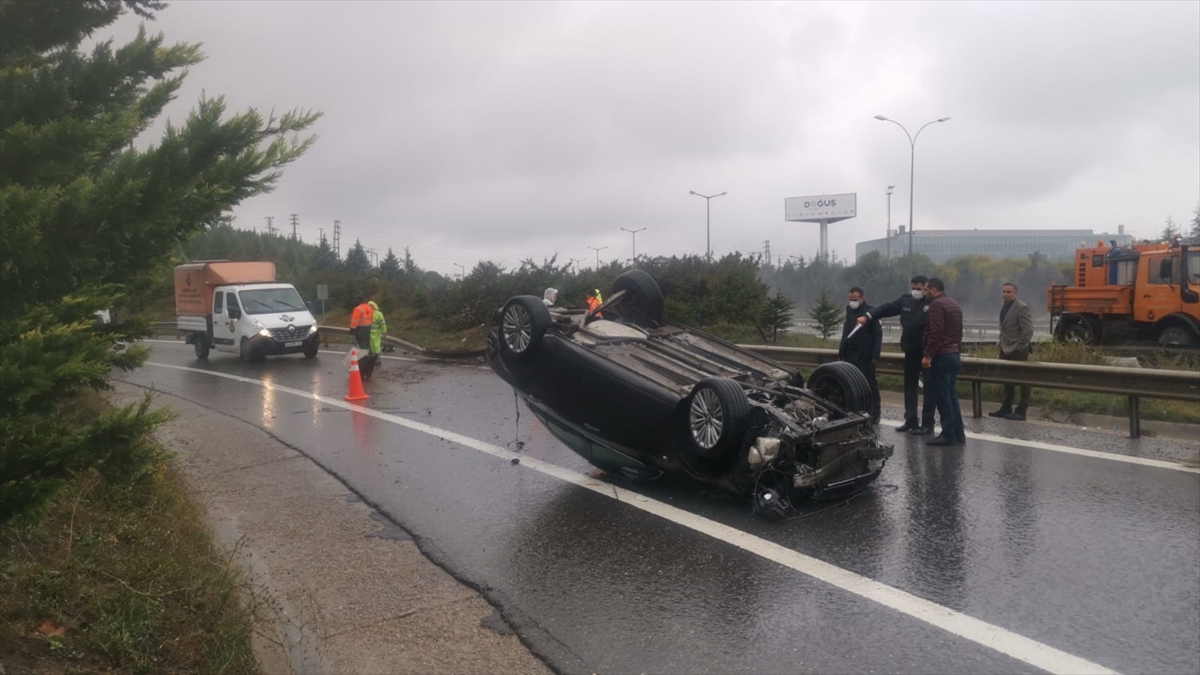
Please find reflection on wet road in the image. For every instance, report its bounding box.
[124,342,1200,674]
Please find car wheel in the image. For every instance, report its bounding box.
[683,377,751,466]
[1158,326,1197,347]
[303,337,319,359]
[807,362,873,417]
[500,296,552,360]
[240,337,253,363]
[612,269,665,323]
[194,335,210,360]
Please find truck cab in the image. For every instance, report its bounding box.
[1049,240,1200,346]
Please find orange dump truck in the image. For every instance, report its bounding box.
[175,261,319,361]
[1048,240,1199,346]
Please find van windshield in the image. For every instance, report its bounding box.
[239,288,307,315]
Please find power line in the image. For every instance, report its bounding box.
[289,213,299,240]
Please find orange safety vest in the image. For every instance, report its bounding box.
[350,303,374,328]
[587,296,602,316]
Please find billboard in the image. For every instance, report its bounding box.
[784,193,857,223]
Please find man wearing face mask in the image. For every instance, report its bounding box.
[857,275,935,433]
[838,287,881,423]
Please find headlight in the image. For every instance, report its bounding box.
[253,320,270,337]
[309,325,318,334]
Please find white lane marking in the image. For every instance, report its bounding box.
[141,339,421,362]
[878,420,1200,474]
[144,361,1119,675]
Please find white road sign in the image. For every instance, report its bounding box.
[785,193,857,223]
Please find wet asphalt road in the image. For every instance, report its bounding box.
[122,342,1200,675]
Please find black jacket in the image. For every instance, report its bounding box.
[866,293,931,353]
[839,303,882,362]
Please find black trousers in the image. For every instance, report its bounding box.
[354,326,371,350]
[849,358,881,423]
[903,350,936,427]
[1000,350,1031,409]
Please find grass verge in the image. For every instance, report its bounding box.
[0,393,261,675]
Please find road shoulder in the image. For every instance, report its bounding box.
[107,381,550,675]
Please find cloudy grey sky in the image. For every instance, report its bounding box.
[106,0,1200,274]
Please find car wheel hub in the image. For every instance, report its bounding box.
[502,305,532,352]
[690,388,724,449]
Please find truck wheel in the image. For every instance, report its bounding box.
[1062,322,1093,344]
[1158,326,1197,347]
[240,337,262,363]
[303,337,319,359]
[808,362,873,417]
[194,335,210,360]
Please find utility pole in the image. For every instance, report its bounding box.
[318,226,325,243]
[333,220,341,258]
[453,263,465,280]
[620,227,646,261]
[264,216,275,236]
[366,249,379,266]
[689,190,727,260]
[588,245,607,268]
[886,185,895,258]
[289,214,299,240]
[764,240,771,266]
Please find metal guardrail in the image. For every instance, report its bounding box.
[741,345,1200,439]
[154,322,480,359]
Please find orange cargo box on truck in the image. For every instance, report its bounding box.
[174,261,276,318]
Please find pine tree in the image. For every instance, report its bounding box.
[403,247,421,279]
[0,0,319,522]
[760,291,795,343]
[313,236,340,271]
[1189,202,1200,244]
[1160,216,1179,242]
[808,290,841,340]
[345,239,371,276]
[380,247,401,280]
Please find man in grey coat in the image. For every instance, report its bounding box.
[989,282,1034,421]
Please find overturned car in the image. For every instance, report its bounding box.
[485,270,893,519]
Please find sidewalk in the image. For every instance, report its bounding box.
[108,381,550,675]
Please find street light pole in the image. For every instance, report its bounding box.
[620,227,646,261]
[453,263,464,280]
[886,185,895,258]
[874,115,950,278]
[689,190,727,260]
[588,245,608,268]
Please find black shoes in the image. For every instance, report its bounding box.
[908,425,934,435]
[897,421,918,432]
[988,407,1012,418]
[1003,409,1027,421]
[927,434,964,446]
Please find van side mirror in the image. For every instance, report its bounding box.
[1159,258,1174,282]
[228,306,242,319]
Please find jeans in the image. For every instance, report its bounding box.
[930,353,964,441]
[1000,350,1031,409]
[903,350,936,426]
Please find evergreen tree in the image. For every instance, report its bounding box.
[403,246,421,279]
[1189,202,1200,244]
[1160,215,1179,242]
[0,0,319,522]
[760,291,794,343]
[380,247,401,280]
[808,290,841,340]
[313,236,340,271]
[345,239,371,276]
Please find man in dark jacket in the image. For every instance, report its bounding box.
[838,287,882,423]
[857,275,934,433]
[922,278,965,446]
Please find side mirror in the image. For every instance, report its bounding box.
[1159,258,1174,282]
[228,306,242,320]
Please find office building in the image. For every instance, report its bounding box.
[856,228,1134,263]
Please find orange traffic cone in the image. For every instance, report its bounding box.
[344,347,370,402]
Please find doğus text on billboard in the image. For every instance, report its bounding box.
[784,193,857,222]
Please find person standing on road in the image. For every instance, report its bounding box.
[922,278,965,446]
[349,295,374,352]
[990,282,1034,421]
[857,275,935,434]
[586,289,603,318]
[839,287,882,423]
[368,300,387,356]
[543,288,558,307]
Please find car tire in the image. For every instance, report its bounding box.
[499,296,552,360]
[303,338,319,359]
[1158,326,1197,347]
[240,337,263,363]
[612,269,665,323]
[683,377,751,465]
[194,335,210,360]
[807,362,873,416]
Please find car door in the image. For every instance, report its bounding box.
[211,291,236,352]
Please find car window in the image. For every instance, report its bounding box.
[227,293,241,311]
[214,292,224,313]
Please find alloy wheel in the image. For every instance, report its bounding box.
[502,304,532,353]
[689,387,724,449]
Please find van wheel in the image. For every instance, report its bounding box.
[194,335,210,360]
[808,362,872,417]
[240,337,262,363]
[303,338,319,359]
